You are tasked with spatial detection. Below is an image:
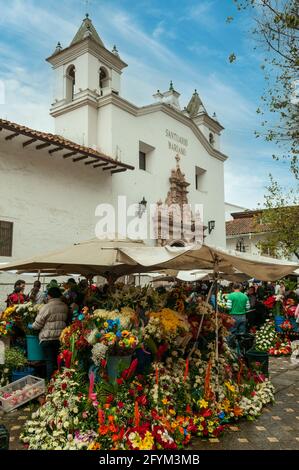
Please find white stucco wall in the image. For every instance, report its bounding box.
[0,138,112,304]
[225,203,248,221]
[105,104,226,247]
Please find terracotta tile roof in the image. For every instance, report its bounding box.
[226,216,270,236]
[0,118,134,173]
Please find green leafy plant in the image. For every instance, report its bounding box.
[4,347,28,371]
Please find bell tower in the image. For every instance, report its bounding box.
[46,14,127,147]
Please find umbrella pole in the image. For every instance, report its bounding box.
[213,257,220,400]
[187,278,217,360]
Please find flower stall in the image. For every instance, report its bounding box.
[0,238,298,450]
[263,293,299,338]
[18,284,276,450]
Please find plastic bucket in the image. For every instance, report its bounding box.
[0,424,9,450]
[290,318,299,333]
[11,367,35,382]
[26,335,45,361]
[274,315,285,333]
[246,349,269,376]
[107,355,132,383]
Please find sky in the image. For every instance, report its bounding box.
[0,0,293,208]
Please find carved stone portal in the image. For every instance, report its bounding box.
[155,155,199,246]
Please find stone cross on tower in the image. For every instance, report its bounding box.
[83,0,91,15]
[175,154,181,168]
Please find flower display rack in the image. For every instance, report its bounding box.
[0,375,45,412]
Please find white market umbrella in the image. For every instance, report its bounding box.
[1,238,298,282]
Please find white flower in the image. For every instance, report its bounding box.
[91,342,108,365]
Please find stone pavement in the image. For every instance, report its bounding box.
[191,356,299,450]
[0,356,298,450]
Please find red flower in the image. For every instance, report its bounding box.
[106,394,114,403]
[137,395,147,406]
[136,384,143,392]
[61,382,67,390]
[186,404,192,414]
[121,359,138,380]
[63,400,68,407]
[116,378,124,385]
[117,401,124,409]
[129,389,135,397]
[151,409,159,420]
[101,359,107,368]
[263,296,276,309]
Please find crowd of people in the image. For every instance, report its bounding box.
[5,277,96,380]
[186,279,299,336]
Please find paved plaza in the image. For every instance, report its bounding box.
[1,356,298,451]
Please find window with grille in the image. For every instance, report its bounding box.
[0,221,13,257]
[236,238,246,253]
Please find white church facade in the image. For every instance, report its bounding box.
[0,14,228,297]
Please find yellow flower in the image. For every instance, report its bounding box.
[224,382,236,393]
[198,399,208,408]
[221,399,231,412]
[87,442,100,450]
[104,321,108,328]
[169,409,176,415]
[162,398,168,405]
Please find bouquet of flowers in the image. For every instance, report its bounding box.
[93,308,137,329]
[0,305,17,321]
[264,295,284,316]
[281,319,293,332]
[60,320,91,350]
[254,320,277,352]
[99,320,139,357]
[284,299,297,318]
[15,302,42,335]
[145,308,190,346]
[0,319,14,337]
[269,338,292,356]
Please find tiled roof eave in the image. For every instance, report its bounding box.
[0,118,134,173]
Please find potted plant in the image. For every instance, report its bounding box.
[3,347,34,382]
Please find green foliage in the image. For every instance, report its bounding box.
[96,380,116,405]
[230,1,299,177]
[4,347,28,370]
[254,176,299,259]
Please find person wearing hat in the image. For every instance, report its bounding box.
[30,286,68,380]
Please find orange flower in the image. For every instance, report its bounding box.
[112,434,119,442]
[98,425,109,436]
[108,415,114,423]
[233,406,243,417]
[104,404,110,409]
[88,442,100,450]
[109,424,118,433]
[179,426,184,434]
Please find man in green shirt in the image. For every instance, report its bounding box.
[227,283,250,342]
